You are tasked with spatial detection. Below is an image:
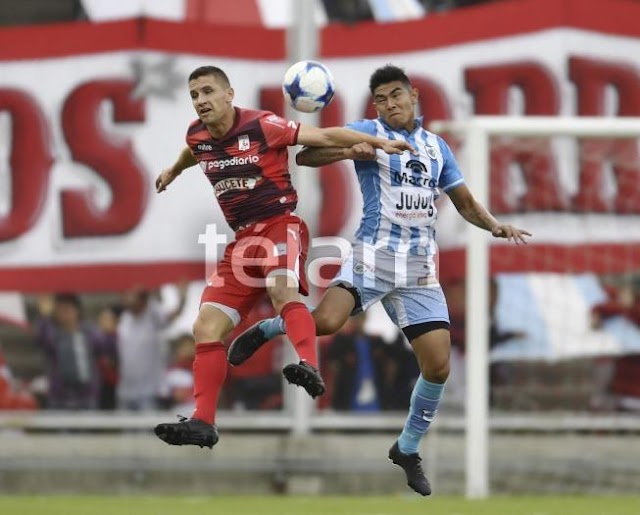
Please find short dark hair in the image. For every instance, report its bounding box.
[369,64,411,94]
[188,66,230,87]
[54,293,82,310]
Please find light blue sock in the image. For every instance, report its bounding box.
[397,377,445,455]
[257,304,317,339]
[258,316,286,339]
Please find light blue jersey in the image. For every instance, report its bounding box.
[330,116,464,329]
[348,116,464,255]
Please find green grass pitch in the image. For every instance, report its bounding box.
[0,496,639,515]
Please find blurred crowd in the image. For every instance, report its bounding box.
[445,275,640,413]
[0,285,421,414]
[1,273,639,414]
[0,0,501,27]
[589,278,640,412]
[318,312,418,412]
[1,286,189,412]
[322,0,497,23]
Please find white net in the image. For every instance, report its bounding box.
[431,116,640,495]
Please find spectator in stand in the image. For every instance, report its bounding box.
[323,313,382,411]
[322,312,417,412]
[33,294,104,410]
[0,343,38,410]
[160,297,285,415]
[421,0,496,12]
[591,279,640,412]
[321,0,373,23]
[116,285,187,411]
[0,0,85,26]
[444,277,528,408]
[96,305,120,410]
[384,334,422,412]
[160,333,196,414]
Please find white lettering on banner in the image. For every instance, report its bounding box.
[2,24,640,282]
[213,177,259,197]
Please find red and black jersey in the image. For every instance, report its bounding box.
[186,107,300,231]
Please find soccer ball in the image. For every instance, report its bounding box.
[282,60,335,113]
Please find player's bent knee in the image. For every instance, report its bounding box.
[267,280,300,313]
[192,316,211,341]
[421,360,450,383]
[313,309,348,336]
[192,311,232,343]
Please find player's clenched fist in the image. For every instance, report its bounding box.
[156,168,178,193]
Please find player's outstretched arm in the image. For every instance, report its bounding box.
[297,125,416,155]
[155,146,198,193]
[296,142,377,167]
[448,184,532,244]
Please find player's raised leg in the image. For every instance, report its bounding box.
[266,273,326,398]
[226,316,285,366]
[389,324,450,496]
[154,303,233,448]
[228,285,355,366]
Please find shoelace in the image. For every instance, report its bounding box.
[408,455,425,476]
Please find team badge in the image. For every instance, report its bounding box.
[425,144,437,160]
[238,134,250,151]
[353,261,366,275]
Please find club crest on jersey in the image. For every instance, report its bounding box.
[238,134,250,151]
[425,144,438,160]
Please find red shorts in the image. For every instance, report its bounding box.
[201,212,310,326]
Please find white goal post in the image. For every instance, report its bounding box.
[428,116,640,499]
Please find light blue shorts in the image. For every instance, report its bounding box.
[329,249,450,329]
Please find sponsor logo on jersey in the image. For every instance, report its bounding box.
[393,160,437,187]
[393,170,437,188]
[406,159,428,175]
[265,114,285,127]
[396,192,432,210]
[201,155,260,171]
[238,134,250,151]
[197,143,213,151]
[213,176,259,196]
[264,114,298,131]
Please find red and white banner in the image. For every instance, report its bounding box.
[1,0,639,292]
